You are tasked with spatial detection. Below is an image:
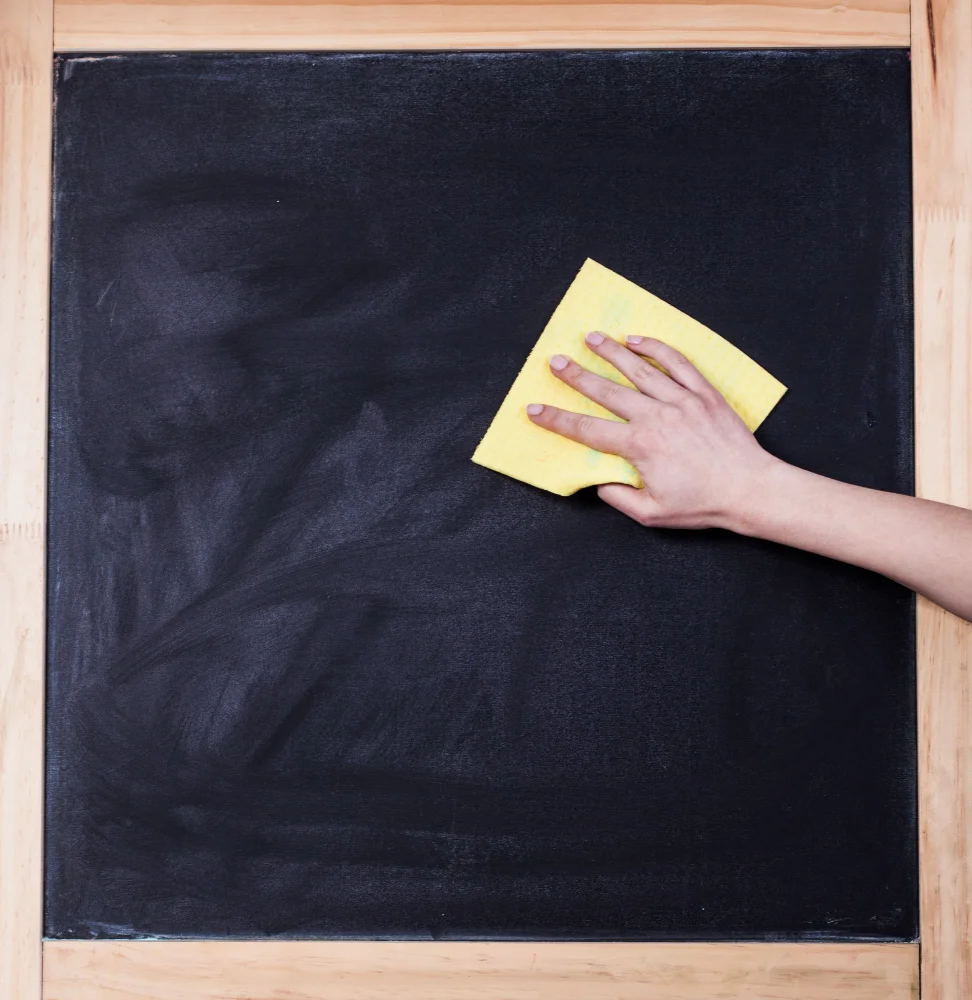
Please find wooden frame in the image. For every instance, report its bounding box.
[1,0,968,996]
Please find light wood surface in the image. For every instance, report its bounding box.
[43,941,919,1000]
[913,0,972,998]
[52,0,909,51]
[0,1,53,1000]
[5,1,967,998]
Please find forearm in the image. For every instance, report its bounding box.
[729,460,972,621]
[532,335,972,620]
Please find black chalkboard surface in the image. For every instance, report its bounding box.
[47,50,915,940]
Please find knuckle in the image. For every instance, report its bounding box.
[634,364,656,382]
[659,404,683,425]
[630,428,653,454]
[601,382,622,402]
[576,415,596,437]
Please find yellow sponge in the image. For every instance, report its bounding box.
[472,259,786,496]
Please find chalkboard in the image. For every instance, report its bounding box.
[47,50,915,940]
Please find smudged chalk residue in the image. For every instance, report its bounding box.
[46,49,916,942]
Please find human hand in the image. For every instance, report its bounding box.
[526,332,780,529]
[525,332,972,621]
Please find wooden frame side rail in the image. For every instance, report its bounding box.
[0,0,53,997]
[2,0,970,998]
[913,1,972,998]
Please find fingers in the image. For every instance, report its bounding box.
[527,403,630,455]
[583,331,685,403]
[547,354,647,420]
[623,336,716,397]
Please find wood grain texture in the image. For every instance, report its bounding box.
[913,0,972,998]
[52,0,909,51]
[15,5,965,999]
[0,0,52,999]
[43,941,918,1000]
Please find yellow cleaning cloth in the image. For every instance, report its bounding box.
[472,259,786,496]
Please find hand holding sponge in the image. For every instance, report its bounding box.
[472,259,786,496]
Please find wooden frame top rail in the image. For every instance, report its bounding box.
[53,0,910,51]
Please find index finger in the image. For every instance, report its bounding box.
[526,403,630,455]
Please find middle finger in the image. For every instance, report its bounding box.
[583,331,686,403]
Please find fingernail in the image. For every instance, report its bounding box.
[526,403,544,416]
[549,355,568,371]
[626,335,643,345]
[585,331,605,346]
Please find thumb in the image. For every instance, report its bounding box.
[597,483,657,525]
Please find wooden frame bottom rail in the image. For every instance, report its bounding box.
[43,940,919,1000]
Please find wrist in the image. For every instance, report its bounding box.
[717,456,803,538]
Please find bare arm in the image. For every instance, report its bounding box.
[527,332,972,622]
[732,462,972,620]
